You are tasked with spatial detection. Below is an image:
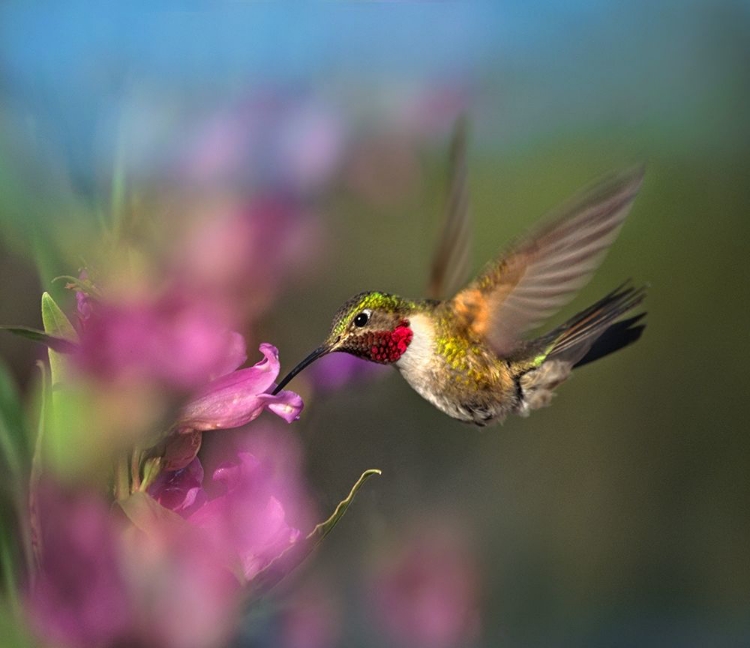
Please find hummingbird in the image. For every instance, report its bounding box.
[274,126,646,426]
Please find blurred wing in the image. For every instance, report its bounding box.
[426,116,473,300]
[449,166,644,355]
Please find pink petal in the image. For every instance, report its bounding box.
[149,457,206,514]
[257,390,304,423]
[178,344,303,431]
[186,450,301,584]
[210,330,248,379]
[28,485,132,647]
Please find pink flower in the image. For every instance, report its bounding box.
[307,352,389,394]
[149,457,206,514]
[122,519,241,648]
[161,429,204,472]
[151,423,313,586]
[27,485,133,648]
[369,523,481,648]
[75,289,247,390]
[73,271,93,330]
[27,481,246,648]
[172,196,322,321]
[275,100,344,192]
[279,579,342,648]
[182,108,250,183]
[396,85,470,139]
[178,343,303,431]
[181,94,345,193]
[187,451,301,582]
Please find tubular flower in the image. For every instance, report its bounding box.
[74,290,248,390]
[187,452,301,582]
[149,457,206,515]
[27,486,133,648]
[178,343,303,431]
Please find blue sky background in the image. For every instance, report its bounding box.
[2,1,747,178]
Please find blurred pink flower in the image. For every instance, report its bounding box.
[369,524,481,648]
[151,421,313,587]
[200,421,314,530]
[161,429,204,472]
[177,343,303,432]
[149,457,206,514]
[182,94,345,194]
[307,352,389,394]
[123,519,241,648]
[396,85,470,139]
[74,289,247,390]
[27,481,246,648]
[73,271,93,330]
[187,451,301,582]
[275,100,344,192]
[183,108,250,183]
[279,579,341,648]
[27,485,133,648]
[30,443,314,648]
[173,195,322,321]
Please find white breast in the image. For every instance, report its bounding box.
[395,313,444,408]
[395,312,509,425]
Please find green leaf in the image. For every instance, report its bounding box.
[0,524,20,614]
[0,364,33,612]
[0,598,35,648]
[40,292,77,341]
[0,326,77,354]
[28,361,48,572]
[0,360,27,487]
[40,292,77,389]
[247,468,381,600]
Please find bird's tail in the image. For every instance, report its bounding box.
[543,282,647,368]
[514,283,646,415]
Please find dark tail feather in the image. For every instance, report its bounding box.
[572,313,646,368]
[545,282,647,367]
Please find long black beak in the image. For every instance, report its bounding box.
[272,343,333,394]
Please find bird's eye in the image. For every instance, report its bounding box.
[353,310,370,327]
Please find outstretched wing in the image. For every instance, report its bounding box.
[426,116,473,301]
[448,166,644,355]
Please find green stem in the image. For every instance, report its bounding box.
[139,457,162,493]
[130,449,142,492]
[114,453,130,501]
[0,533,20,617]
[27,360,49,581]
[0,422,22,489]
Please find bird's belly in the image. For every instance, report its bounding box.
[395,313,516,425]
[396,361,515,426]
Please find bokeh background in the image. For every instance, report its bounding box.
[1,2,749,646]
